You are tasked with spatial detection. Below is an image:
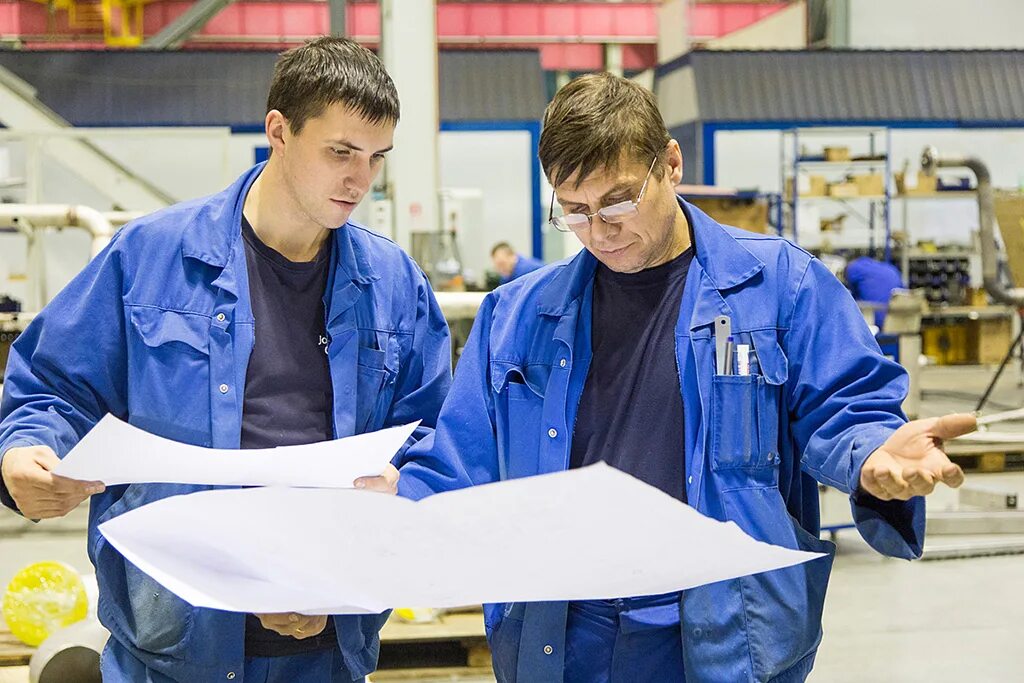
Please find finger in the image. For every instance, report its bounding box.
[51,474,104,496]
[875,468,909,498]
[33,450,62,472]
[860,469,891,501]
[353,476,395,493]
[903,468,936,497]
[296,615,327,631]
[293,616,327,639]
[938,463,965,489]
[256,613,293,629]
[929,413,978,440]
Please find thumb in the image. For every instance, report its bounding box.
[33,448,62,472]
[929,413,978,441]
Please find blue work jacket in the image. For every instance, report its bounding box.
[0,164,452,682]
[399,199,924,682]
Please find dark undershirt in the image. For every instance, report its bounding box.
[239,216,338,657]
[570,248,694,503]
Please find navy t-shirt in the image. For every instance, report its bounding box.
[570,248,694,503]
[239,217,338,657]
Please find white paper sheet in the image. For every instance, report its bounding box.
[99,463,824,614]
[54,414,418,488]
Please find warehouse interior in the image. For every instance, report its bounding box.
[0,1,1023,681]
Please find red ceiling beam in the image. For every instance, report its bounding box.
[2,1,789,71]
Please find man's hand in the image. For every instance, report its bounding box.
[859,413,976,501]
[255,613,328,639]
[1,445,104,519]
[353,464,399,494]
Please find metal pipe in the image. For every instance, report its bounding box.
[103,210,144,228]
[0,204,114,258]
[920,146,1024,305]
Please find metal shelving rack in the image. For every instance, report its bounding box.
[780,127,893,257]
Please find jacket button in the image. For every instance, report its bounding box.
[226,674,235,680]
[543,645,554,655]
[547,428,557,438]
[688,476,694,485]
[693,628,703,637]
[219,384,229,394]
[216,313,226,322]
[559,358,567,368]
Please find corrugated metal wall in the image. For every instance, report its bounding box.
[659,49,1024,124]
[0,49,546,126]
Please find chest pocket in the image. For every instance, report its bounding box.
[491,363,547,480]
[126,306,212,445]
[355,334,400,433]
[709,329,788,484]
[130,306,209,355]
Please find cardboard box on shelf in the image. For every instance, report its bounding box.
[807,175,827,196]
[896,172,938,195]
[689,197,769,234]
[823,146,851,162]
[853,173,885,197]
[968,316,1013,365]
[827,182,859,198]
[994,192,1024,288]
[784,174,827,199]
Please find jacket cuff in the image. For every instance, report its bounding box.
[0,436,49,516]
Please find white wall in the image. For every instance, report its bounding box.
[0,126,537,308]
[713,127,1024,249]
[848,0,1024,49]
[438,130,535,281]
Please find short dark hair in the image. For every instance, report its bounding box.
[267,36,400,134]
[539,72,670,189]
[491,242,514,257]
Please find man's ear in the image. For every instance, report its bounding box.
[665,139,684,185]
[265,110,289,156]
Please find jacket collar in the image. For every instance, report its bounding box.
[181,162,379,287]
[536,196,765,317]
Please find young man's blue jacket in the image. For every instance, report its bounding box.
[0,163,453,682]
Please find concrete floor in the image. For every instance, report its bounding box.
[1,363,1023,681]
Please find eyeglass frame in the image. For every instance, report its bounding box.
[547,155,660,233]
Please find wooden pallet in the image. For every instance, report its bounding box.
[0,629,32,668]
[377,610,491,675]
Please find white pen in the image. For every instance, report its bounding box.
[737,344,750,376]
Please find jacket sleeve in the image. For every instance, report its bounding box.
[384,268,452,461]
[783,257,924,559]
[0,231,130,514]
[396,293,500,501]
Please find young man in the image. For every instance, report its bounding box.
[0,38,451,682]
[490,241,544,284]
[397,73,974,681]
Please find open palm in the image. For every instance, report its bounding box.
[859,413,976,501]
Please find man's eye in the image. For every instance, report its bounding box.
[332,148,351,157]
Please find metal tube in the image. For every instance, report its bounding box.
[0,204,115,258]
[920,146,1024,306]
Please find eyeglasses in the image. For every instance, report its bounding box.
[548,156,659,233]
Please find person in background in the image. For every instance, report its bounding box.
[846,255,905,328]
[491,241,544,284]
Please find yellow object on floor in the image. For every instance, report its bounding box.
[1,562,88,647]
